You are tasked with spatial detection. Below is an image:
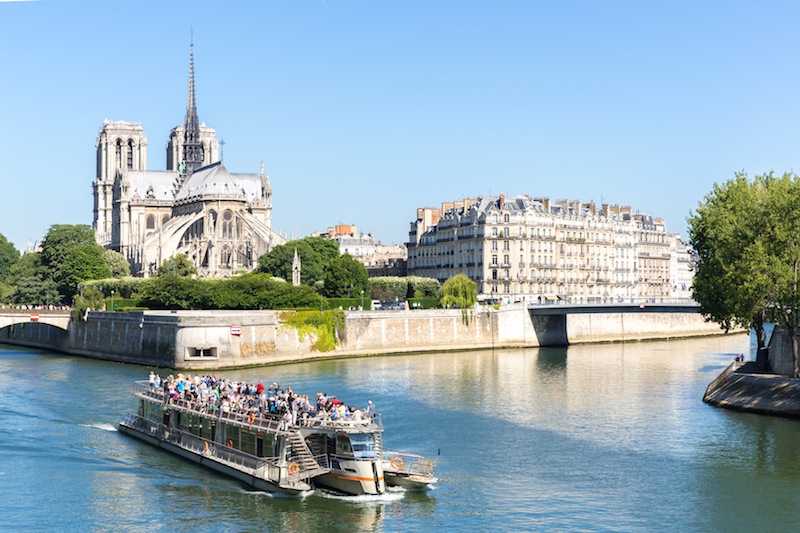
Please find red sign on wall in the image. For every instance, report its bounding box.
[30,314,39,322]
[230,326,242,336]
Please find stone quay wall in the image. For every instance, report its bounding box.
[0,305,730,370]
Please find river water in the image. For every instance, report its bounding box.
[3,334,800,532]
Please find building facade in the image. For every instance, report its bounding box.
[92,44,284,277]
[407,195,690,303]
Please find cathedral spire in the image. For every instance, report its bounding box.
[182,34,204,175]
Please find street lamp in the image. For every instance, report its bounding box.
[110,290,115,312]
[361,289,365,310]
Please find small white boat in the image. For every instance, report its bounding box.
[382,449,439,489]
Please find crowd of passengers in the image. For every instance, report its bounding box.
[148,372,375,429]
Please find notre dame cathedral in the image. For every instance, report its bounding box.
[92,42,284,277]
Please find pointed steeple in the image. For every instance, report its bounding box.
[182,34,204,175]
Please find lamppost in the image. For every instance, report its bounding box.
[110,289,115,312]
[361,289,365,310]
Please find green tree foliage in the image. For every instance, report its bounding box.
[40,224,110,301]
[369,276,409,301]
[258,237,339,287]
[81,277,147,298]
[71,286,106,321]
[204,273,325,309]
[323,253,369,298]
[0,233,20,282]
[0,281,13,303]
[137,273,326,310]
[6,252,44,286]
[11,277,61,306]
[137,275,203,310]
[103,249,131,278]
[158,254,197,277]
[440,274,478,325]
[407,276,441,298]
[690,171,800,375]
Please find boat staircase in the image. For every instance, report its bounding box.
[287,431,329,479]
[373,431,383,459]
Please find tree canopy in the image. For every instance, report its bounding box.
[40,224,110,301]
[689,171,800,374]
[0,233,20,282]
[323,253,369,298]
[104,249,131,278]
[258,237,340,287]
[158,254,197,277]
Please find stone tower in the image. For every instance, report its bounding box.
[93,120,148,246]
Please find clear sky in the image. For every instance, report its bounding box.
[2,1,799,253]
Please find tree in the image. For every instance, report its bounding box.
[440,274,478,309]
[6,252,44,286]
[258,237,340,287]
[137,275,203,310]
[39,225,110,301]
[104,249,131,278]
[689,172,800,375]
[323,253,369,298]
[158,254,197,277]
[11,277,61,306]
[0,233,20,282]
[440,274,477,325]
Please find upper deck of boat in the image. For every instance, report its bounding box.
[131,380,383,434]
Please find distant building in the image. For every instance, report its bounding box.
[669,234,693,301]
[407,194,691,303]
[315,224,407,277]
[92,42,284,277]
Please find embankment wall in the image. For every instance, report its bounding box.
[1,305,729,369]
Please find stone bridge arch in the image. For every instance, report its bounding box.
[0,311,71,332]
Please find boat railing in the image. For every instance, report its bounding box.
[295,414,381,431]
[382,449,436,477]
[131,381,383,433]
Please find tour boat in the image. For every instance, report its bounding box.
[118,379,437,496]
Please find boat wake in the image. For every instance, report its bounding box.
[81,423,118,432]
[316,489,405,503]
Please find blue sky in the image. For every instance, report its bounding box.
[2,1,799,253]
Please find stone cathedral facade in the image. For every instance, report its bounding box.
[92,44,284,277]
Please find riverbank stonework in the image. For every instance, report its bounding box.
[703,327,800,418]
[1,304,729,370]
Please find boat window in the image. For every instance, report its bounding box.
[349,433,378,458]
[336,434,353,456]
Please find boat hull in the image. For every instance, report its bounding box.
[312,459,385,495]
[118,422,308,495]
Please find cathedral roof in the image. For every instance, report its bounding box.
[126,170,175,201]
[175,161,265,202]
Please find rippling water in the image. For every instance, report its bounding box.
[4,333,800,532]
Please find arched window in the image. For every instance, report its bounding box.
[127,140,134,169]
[146,215,155,230]
[162,215,170,226]
[222,210,234,238]
[115,140,122,169]
[220,246,231,267]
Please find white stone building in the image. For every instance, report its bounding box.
[408,195,690,304]
[92,43,284,277]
